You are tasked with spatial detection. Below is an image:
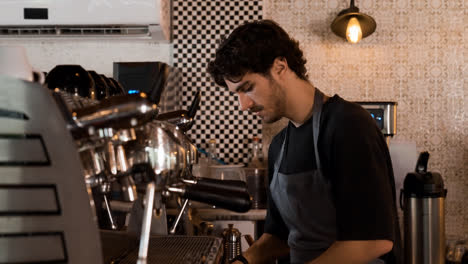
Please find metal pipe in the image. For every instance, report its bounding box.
[169,199,189,234]
[102,195,117,230]
[137,182,155,264]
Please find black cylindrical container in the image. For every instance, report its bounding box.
[400,152,447,264]
[244,167,268,209]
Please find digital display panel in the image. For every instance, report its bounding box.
[366,109,384,130]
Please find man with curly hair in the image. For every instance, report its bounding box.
[207,20,402,264]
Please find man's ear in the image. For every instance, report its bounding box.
[271,57,289,77]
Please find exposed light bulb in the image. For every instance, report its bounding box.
[346,17,362,43]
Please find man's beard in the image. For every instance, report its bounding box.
[262,78,285,124]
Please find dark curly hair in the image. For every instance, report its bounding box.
[207,20,307,88]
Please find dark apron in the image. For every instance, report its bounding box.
[270,89,385,264]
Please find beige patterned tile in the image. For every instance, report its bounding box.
[264,0,467,236]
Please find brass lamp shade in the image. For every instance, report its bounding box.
[331,12,376,40]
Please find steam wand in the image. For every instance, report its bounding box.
[137,182,155,264]
[169,199,189,234]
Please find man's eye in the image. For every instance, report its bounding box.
[244,85,253,93]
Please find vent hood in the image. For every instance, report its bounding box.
[0,0,167,40]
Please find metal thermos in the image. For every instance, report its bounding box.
[222,224,242,264]
[400,152,447,264]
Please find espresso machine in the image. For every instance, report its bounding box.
[0,74,103,263]
[0,59,252,263]
[49,64,252,262]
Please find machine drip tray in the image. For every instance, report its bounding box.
[100,230,223,264]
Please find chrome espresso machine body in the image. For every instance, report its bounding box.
[0,61,252,262]
[54,81,251,263]
[0,75,103,263]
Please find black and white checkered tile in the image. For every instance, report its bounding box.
[173,0,263,165]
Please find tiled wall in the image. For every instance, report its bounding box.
[262,0,467,237]
[170,0,466,237]
[173,0,263,165]
[1,0,465,238]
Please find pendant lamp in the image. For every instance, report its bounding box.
[331,0,376,44]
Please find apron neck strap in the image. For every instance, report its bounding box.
[312,89,324,169]
[275,88,325,173]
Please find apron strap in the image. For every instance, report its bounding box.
[274,88,325,174]
[312,89,324,169]
[273,129,287,177]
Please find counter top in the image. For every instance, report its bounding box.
[111,200,267,221]
[166,207,267,221]
[190,208,267,221]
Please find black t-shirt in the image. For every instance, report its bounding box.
[264,94,402,263]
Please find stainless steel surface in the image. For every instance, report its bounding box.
[73,94,158,130]
[165,122,198,166]
[111,202,268,221]
[106,141,118,175]
[0,187,58,213]
[189,208,267,221]
[120,176,138,202]
[50,75,206,238]
[103,195,117,230]
[51,89,99,112]
[357,102,396,136]
[175,115,194,131]
[125,121,189,188]
[0,75,102,263]
[405,197,445,264]
[167,186,185,194]
[0,137,48,163]
[169,199,189,234]
[109,200,134,212]
[97,127,114,139]
[115,142,138,201]
[118,236,223,264]
[222,224,243,263]
[384,103,397,136]
[150,192,168,235]
[66,94,195,231]
[182,179,197,185]
[117,128,137,142]
[2,73,208,262]
[138,182,155,263]
[117,144,129,172]
[91,148,105,174]
[0,233,66,263]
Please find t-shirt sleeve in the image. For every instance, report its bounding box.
[322,103,396,241]
[263,131,289,241]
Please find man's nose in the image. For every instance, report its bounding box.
[238,93,254,111]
